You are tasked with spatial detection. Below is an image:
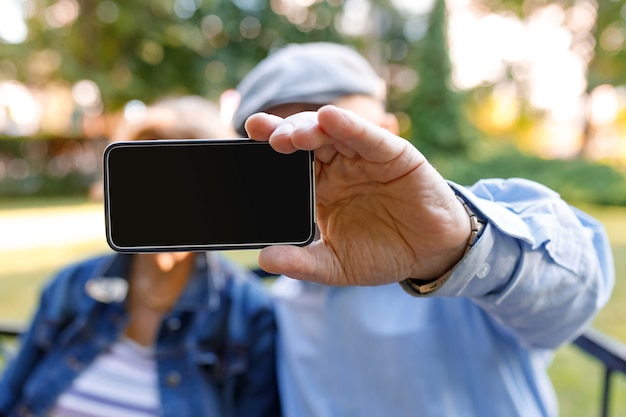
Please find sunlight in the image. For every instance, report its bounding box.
[448,0,590,117]
[335,0,371,37]
[0,81,40,136]
[44,0,80,29]
[0,0,622,165]
[72,80,103,117]
[0,0,27,44]
[590,85,619,127]
[391,0,434,15]
[446,0,602,158]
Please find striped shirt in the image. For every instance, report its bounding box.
[48,337,159,417]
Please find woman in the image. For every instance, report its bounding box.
[0,96,281,417]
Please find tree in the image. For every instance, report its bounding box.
[0,0,347,111]
[405,0,478,156]
[0,0,495,162]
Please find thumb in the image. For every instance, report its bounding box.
[258,242,337,285]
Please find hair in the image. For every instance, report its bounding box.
[112,95,235,142]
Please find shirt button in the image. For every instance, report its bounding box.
[476,263,490,279]
[166,371,182,387]
[167,317,181,331]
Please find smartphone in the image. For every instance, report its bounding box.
[103,139,316,252]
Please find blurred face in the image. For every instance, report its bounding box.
[263,94,399,135]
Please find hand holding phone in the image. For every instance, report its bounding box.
[103,139,316,252]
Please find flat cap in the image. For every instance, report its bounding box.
[232,42,385,136]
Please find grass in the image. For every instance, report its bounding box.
[547,204,626,417]
[0,197,625,416]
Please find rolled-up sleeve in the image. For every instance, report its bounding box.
[431,178,615,349]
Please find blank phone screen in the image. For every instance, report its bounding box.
[104,139,315,252]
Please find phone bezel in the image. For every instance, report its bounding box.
[103,139,316,252]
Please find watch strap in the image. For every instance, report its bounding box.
[400,195,486,296]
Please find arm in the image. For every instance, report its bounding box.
[244,106,614,350]
[432,178,614,349]
[232,284,281,417]
[0,258,99,412]
[0,278,62,411]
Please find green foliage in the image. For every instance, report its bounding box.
[406,0,478,156]
[0,0,350,110]
[0,0,472,150]
[0,171,92,197]
[0,137,103,197]
[1,0,625,206]
[587,0,626,90]
[431,142,626,206]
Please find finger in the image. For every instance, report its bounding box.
[258,245,318,282]
[316,105,413,163]
[272,125,342,162]
[267,112,324,153]
[258,242,341,286]
[244,113,284,141]
[247,112,319,153]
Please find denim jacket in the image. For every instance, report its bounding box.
[0,252,281,417]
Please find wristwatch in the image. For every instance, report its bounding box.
[400,195,486,296]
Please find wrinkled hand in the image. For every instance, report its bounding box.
[245,105,470,286]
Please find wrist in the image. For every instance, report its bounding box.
[401,194,486,296]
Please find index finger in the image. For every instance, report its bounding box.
[305,105,413,164]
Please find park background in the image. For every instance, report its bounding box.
[0,0,625,415]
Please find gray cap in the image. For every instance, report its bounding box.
[232,42,386,136]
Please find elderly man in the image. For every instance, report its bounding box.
[231,42,614,417]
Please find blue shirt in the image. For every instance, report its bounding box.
[0,252,281,417]
[272,178,614,417]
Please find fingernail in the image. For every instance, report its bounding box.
[271,123,295,138]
